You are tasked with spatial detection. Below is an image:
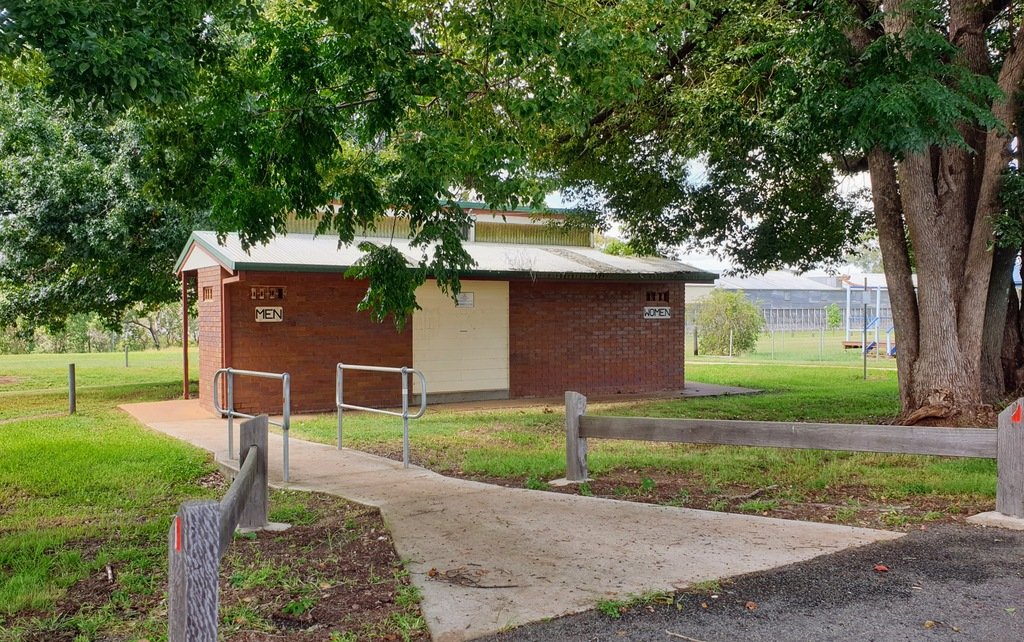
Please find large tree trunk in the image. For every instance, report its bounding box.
[982,246,1019,398]
[896,151,985,422]
[1000,279,1024,396]
[861,1,1024,424]
[869,147,918,412]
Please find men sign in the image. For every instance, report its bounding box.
[255,307,283,323]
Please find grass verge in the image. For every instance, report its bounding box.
[0,351,425,641]
[292,362,995,528]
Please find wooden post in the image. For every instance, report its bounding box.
[565,391,588,482]
[997,400,1024,518]
[168,500,219,642]
[239,416,269,530]
[68,363,76,415]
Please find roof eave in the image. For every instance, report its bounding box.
[227,262,716,283]
[174,233,237,274]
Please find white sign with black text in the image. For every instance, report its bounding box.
[255,307,283,323]
[643,306,671,320]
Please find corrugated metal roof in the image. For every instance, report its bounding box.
[175,232,717,283]
[716,271,842,291]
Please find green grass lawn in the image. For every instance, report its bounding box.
[292,361,995,502]
[0,349,196,420]
[687,328,898,366]
[0,350,216,640]
[0,347,1000,639]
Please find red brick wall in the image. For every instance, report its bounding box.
[508,281,685,397]
[196,266,226,412]
[224,272,412,414]
[196,270,686,412]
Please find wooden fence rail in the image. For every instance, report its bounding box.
[168,415,270,642]
[564,391,1024,519]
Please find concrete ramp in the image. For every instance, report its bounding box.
[123,400,902,641]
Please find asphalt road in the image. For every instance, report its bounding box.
[477,524,1024,642]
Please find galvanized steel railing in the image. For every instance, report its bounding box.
[335,363,427,468]
[213,367,292,481]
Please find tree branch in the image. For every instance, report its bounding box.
[560,11,728,143]
[869,146,919,410]
[959,21,1024,350]
[980,0,1013,26]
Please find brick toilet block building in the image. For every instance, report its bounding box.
[175,207,716,414]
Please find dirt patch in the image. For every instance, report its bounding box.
[0,375,19,386]
[6,484,427,642]
[460,470,993,531]
[220,493,427,641]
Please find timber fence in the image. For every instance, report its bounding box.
[564,392,1024,519]
[167,415,270,641]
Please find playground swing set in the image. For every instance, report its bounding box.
[842,281,897,357]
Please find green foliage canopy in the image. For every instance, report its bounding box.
[0,65,207,330]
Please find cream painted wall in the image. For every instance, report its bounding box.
[412,281,509,393]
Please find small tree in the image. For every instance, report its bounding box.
[696,290,764,356]
[825,303,843,331]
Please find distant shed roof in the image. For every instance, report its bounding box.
[715,271,842,291]
[175,232,717,283]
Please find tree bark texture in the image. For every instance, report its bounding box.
[863,1,1024,422]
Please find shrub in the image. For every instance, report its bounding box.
[825,302,843,329]
[696,289,764,355]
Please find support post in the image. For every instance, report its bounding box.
[227,369,234,460]
[401,367,410,468]
[182,273,190,400]
[68,363,76,415]
[167,500,219,642]
[997,400,1024,518]
[239,416,269,530]
[337,366,344,449]
[862,302,868,380]
[565,391,589,482]
[125,344,129,368]
[282,373,291,482]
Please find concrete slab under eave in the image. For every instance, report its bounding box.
[123,400,899,642]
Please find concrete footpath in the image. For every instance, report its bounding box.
[122,400,903,642]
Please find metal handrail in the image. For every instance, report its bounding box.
[335,363,427,468]
[213,367,292,481]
